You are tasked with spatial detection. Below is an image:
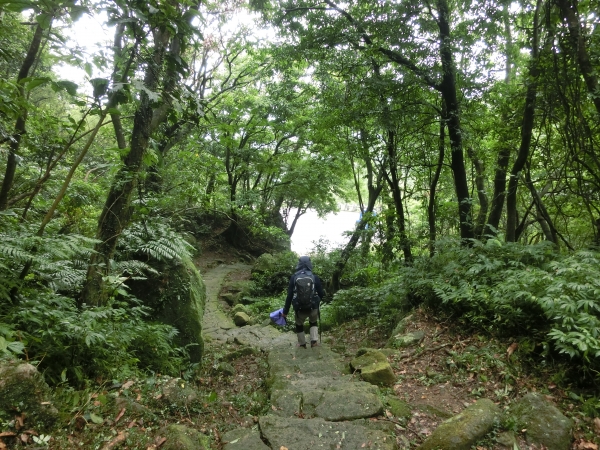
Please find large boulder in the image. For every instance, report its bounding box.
[251,253,277,275]
[418,398,500,450]
[510,393,573,450]
[389,331,425,349]
[129,254,206,363]
[0,360,59,430]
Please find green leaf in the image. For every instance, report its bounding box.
[54,81,78,96]
[84,62,93,77]
[0,0,34,12]
[89,413,103,424]
[36,12,53,29]
[24,77,50,90]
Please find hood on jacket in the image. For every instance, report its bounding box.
[296,255,313,272]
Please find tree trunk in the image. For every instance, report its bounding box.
[429,108,445,256]
[0,24,44,210]
[467,146,489,238]
[383,130,413,263]
[506,0,542,242]
[557,0,600,117]
[80,27,171,307]
[437,0,473,241]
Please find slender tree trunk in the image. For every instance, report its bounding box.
[0,24,44,210]
[80,28,171,307]
[383,130,413,263]
[484,4,514,236]
[429,107,446,256]
[467,146,489,238]
[557,0,600,117]
[506,0,543,242]
[437,0,473,241]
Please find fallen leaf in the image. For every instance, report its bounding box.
[594,417,600,435]
[115,407,126,423]
[576,441,598,450]
[121,380,135,390]
[507,342,518,357]
[15,414,25,430]
[127,420,137,429]
[0,433,16,438]
[155,437,167,447]
[0,442,6,450]
[20,434,29,444]
[100,431,127,450]
[279,447,288,450]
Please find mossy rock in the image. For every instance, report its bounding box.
[233,312,251,326]
[128,254,206,363]
[221,292,241,306]
[389,331,425,349]
[0,361,59,430]
[231,304,249,316]
[350,349,388,371]
[222,428,269,449]
[222,346,259,361]
[418,398,500,450]
[216,362,236,376]
[386,396,412,419]
[161,378,199,408]
[161,424,210,450]
[360,361,396,386]
[510,393,573,450]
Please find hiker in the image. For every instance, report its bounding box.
[282,256,326,348]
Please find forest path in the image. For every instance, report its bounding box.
[201,261,295,350]
[199,263,396,449]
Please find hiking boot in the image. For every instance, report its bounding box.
[311,340,318,348]
[297,343,307,349]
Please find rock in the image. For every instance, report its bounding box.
[350,350,396,386]
[114,397,155,421]
[217,362,236,376]
[389,314,413,340]
[160,424,210,450]
[231,304,249,316]
[0,360,59,430]
[496,431,517,448]
[222,346,260,361]
[221,292,241,306]
[360,361,396,386]
[161,378,198,407]
[222,428,269,449]
[128,254,206,363]
[510,393,573,450]
[389,331,425,348]
[259,416,396,450]
[386,397,412,419]
[418,398,500,450]
[351,349,388,370]
[233,312,251,326]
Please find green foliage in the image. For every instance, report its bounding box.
[118,220,194,263]
[5,293,185,384]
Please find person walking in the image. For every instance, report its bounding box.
[282,256,325,348]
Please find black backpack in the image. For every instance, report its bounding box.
[294,271,316,310]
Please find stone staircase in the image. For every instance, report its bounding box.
[201,263,396,449]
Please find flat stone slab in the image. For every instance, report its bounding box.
[271,375,383,420]
[268,344,346,379]
[259,415,396,450]
[222,428,269,450]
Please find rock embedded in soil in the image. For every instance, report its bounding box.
[417,398,500,450]
[510,392,573,450]
[389,330,425,348]
[161,378,199,407]
[233,311,251,326]
[0,360,59,430]
[259,415,397,450]
[160,424,210,450]
[350,350,396,386]
[222,428,269,450]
